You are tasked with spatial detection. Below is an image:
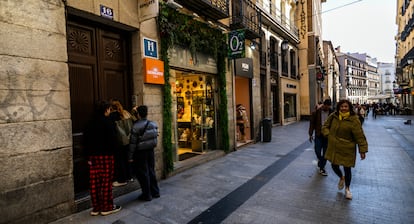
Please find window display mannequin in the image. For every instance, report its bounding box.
[236,104,249,142]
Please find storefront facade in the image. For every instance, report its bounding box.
[261,29,300,126]
[169,46,219,161]
[234,58,254,144]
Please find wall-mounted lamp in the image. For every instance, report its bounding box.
[408,58,414,65]
[281,40,289,51]
[250,42,256,50]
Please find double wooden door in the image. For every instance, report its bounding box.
[67,21,131,195]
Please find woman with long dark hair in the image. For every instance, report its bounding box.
[84,100,122,215]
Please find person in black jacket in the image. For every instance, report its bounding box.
[308,99,333,176]
[129,105,160,201]
[83,100,122,216]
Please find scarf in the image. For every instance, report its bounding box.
[339,111,350,120]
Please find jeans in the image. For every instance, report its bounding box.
[314,135,328,169]
[133,149,160,199]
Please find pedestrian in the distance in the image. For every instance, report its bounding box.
[322,99,368,200]
[83,100,122,216]
[308,99,334,176]
[129,105,160,201]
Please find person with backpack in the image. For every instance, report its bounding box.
[110,99,134,187]
[128,105,160,201]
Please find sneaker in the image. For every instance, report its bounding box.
[90,210,100,216]
[319,168,328,176]
[100,205,122,216]
[112,181,127,187]
[152,194,160,198]
[345,189,353,200]
[338,177,345,190]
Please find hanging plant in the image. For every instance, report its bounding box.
[158,3,230,174]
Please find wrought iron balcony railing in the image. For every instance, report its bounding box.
[255,0,298,39]
[176,0,229,20]
[230,0,261,39]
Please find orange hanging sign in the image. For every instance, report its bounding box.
[143,58,165,84]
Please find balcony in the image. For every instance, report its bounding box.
[176,0,229,20]
[400,47,414,67]
[255,1,299,42]
[230,0,261,40]
[400,79,410,86]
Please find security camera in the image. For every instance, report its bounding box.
[166,0,183,9]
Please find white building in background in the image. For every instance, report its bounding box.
[337,52,369,104]
[377,62,396,103]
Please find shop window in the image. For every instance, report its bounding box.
[284,93,296,119]
[176,73,216,157]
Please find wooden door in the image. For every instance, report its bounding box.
[67,21,131,195]
[271,84,280,124]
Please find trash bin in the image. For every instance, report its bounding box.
[262,118,272,142]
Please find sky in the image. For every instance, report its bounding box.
[322,0,397,63]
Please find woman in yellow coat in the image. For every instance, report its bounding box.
[322,99,368,200]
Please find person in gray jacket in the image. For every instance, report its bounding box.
[129,105,160,201]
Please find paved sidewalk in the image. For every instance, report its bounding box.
[52,115,414,224]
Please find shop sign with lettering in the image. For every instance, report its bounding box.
[168,46,217,74]
[228,29,245,59]
[143,58,164,84]
[235,58,253,78]
[138,0,158,22]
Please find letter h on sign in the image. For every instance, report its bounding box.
[143,38,158,59]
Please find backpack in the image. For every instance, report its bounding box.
[115,118,133,145]
[137,121,158,150]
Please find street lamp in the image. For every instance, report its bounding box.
[250,41,257,50]
[281,40,289,51]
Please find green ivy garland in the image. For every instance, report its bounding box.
[158,3,230,174]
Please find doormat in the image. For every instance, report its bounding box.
[179,152,199,161]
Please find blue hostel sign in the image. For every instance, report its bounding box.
[143,38,158,59]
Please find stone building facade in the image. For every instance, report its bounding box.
[1,0,236,223]
[0,0,166,223]
[396,0,414,111]
[0,0,73,223]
